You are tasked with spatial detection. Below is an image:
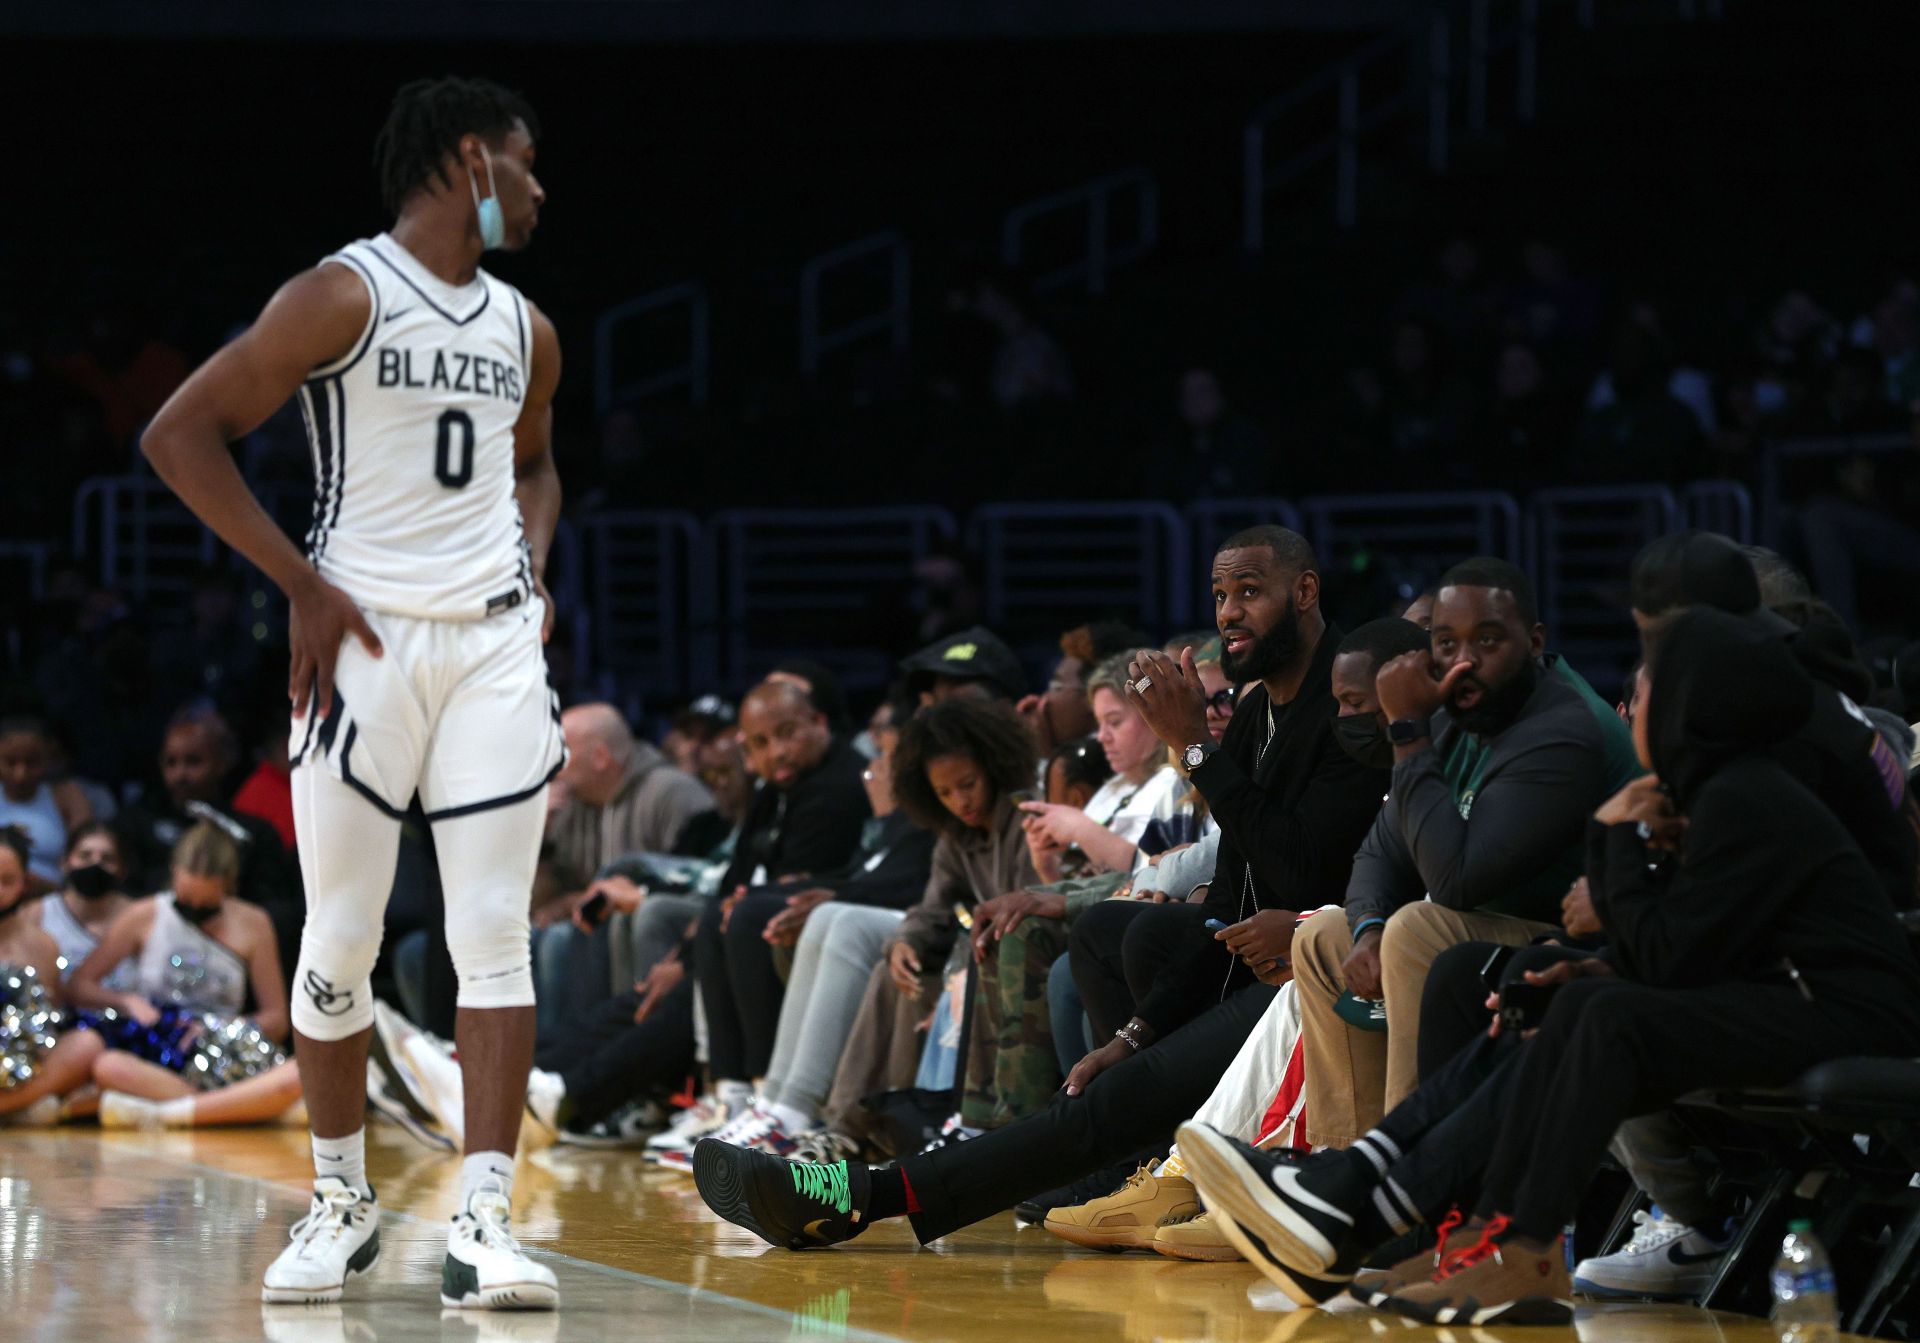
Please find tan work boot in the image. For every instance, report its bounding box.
[1152,1211,1244,1262]
[1044,1162,1200,1251]
[1384,1217,1574,1327]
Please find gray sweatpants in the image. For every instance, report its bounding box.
[763,902,905,1121]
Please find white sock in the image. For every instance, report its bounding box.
[715,1079,754,1111]
[312,1129,370,1197]
[460,1150,515,1208]
[158,1097,197,1128]
[762,1099,811,1134]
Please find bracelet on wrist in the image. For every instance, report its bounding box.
[1114,1023,1146,1052]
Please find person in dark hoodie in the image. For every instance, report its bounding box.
[690,525,1390,1251]
[1174,607,1920,1326]
[1629,531,1916,911]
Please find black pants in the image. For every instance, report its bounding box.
[899,980,1277,1242]
[534,979,696,1126]
[1383,973,1903,1242]
[1069,899,1211,1040]
[695,891,788,1081]
[1416,940,1591,1079]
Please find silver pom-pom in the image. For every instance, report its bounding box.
[182,1014,287,1092]
[0,964,63,1092]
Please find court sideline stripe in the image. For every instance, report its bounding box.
[135,1145,907,1343]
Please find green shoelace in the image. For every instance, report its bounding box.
[789,1160,853,1215]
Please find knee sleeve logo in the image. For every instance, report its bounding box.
[303,970,356,1017]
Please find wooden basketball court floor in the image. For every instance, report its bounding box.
[0,1125,1867,1343]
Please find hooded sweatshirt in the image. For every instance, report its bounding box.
[1590,608,1920,1024]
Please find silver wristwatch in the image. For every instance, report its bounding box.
[1182,741,1216,771]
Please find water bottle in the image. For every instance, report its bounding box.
[1770,1219,1839,1343]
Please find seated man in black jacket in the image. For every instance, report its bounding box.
[692,525,1390,1248]
[1178,607,1920,1325]
[1293,558,1639,1148]
[692,680,874,1116]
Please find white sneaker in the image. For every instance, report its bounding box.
[5,1095,63,1128]
[645,1095,734,1157]
[365,1060,455,1153]
[403,1034,467,1149]
[261,1177,381,1303]
[99,1092,167,1130]
[524,1069,566,1137]
[1573,1208,1729,1300]
[441,1182,559,1311]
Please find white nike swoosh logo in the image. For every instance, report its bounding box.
[1267,1164,1355,1228]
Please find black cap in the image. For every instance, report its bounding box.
[898,626,1026,701]
[671,695,736,732]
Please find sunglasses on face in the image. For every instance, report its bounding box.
[1207,687,1237,713]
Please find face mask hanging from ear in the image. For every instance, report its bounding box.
[467,152,505,251]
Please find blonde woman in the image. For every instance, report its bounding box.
[68,823,302,1126]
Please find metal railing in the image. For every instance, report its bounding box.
[1002,168,1159,297]
[72,474,221,602]
[1528,484,1679,674]
[1307,489,1523,571]
[711,507,959,690]
[968,501,1192,637]
[1243,0,1725,245]
[579,511,708,701]
[1681,480,1754,543]
[1184,498,1307,590]
[799,230,910,377]
[594,281,711,417]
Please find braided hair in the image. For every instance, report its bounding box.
[373,76,540,216]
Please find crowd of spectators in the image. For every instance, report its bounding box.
[9,493,1920,1323]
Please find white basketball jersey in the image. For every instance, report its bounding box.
[301,233,535,621]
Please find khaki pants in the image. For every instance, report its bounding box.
[1295,902,1555,1146]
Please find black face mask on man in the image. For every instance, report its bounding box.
[68,864,117,900]
[1333,714,1395,770]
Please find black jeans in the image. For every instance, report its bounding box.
[1379,973,1903,1242]
[1416,940,1592,1079]
[1069,899,1212,1040]
[534,979,696,1126]
[900,980,1277,1242]
[695,890,788,1081]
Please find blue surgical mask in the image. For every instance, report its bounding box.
[467,154,505,251]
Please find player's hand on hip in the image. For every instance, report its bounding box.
[288,571,382,719]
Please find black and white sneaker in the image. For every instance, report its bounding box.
[261,1178,382,1303]
[366,1059,455,1153]
[1210,1208,1353,1309]
[557,1098,666,1149]
[692,1140,873,1250]
[441,1182,559,1311]
[1178,1123,1374,1275]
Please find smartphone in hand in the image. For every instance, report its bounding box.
[580,891,610,927]
[1497,980,1557,1033]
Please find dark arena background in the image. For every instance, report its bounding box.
[5,1,1920,1340]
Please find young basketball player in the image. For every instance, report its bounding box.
[141,77,564,1311]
